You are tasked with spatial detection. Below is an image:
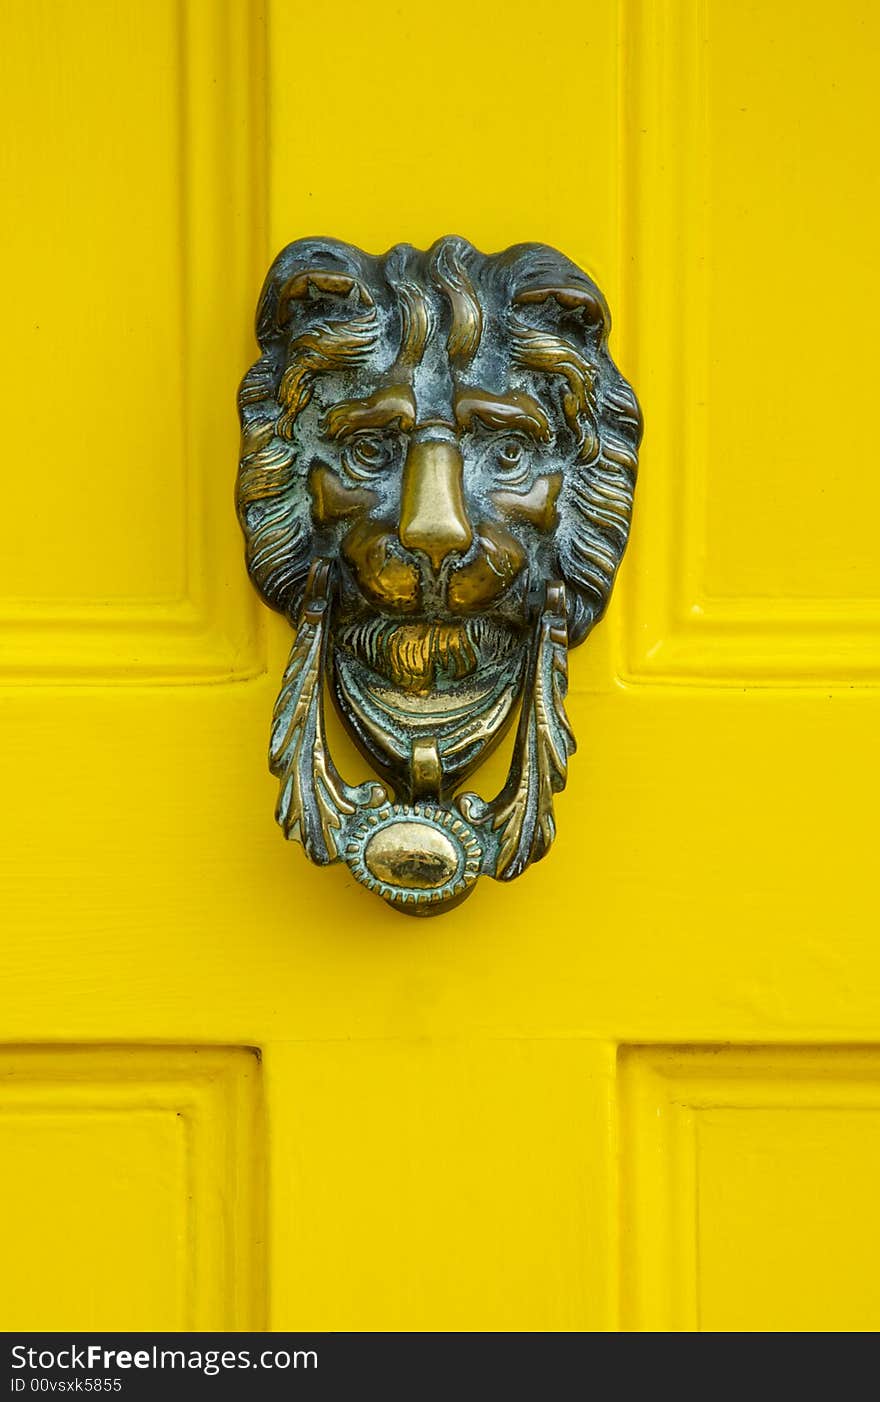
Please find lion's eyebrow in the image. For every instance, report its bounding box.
[324,385,417,439]
[454,388,551,442]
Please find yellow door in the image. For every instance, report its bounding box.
[3,0,879,1333]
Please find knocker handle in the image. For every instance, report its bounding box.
[271,565,574,914]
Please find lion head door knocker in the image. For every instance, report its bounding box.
[237,237,641,914]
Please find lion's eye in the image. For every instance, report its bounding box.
[343,433,396,479]
[490,436,531,483]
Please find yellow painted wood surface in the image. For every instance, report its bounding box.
[2,0,879,1331]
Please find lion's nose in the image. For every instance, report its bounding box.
[399,437,473,571]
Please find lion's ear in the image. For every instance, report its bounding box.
[509,292,604,466]
[267,266,381,437]
[276,271,374,330]
[512,284,608,335]
[254,238,377,345]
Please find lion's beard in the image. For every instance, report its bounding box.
[334,615,522,695]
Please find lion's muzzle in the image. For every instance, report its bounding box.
[336,614,522,695]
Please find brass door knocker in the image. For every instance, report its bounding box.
[238,237,641,914]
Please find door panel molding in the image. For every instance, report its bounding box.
[620,1044,880,1330]
[619,0,880,684]
[0,1044,266,1329]
[0,0,266,683]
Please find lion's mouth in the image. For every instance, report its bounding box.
[334,615,522,695]
[331,616,528,783]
